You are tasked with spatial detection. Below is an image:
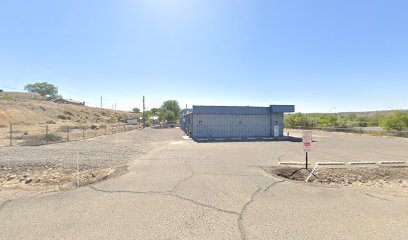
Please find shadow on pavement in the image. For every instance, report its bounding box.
[193,136,303,143]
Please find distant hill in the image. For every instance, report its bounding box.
[305,110,408,117]
[0,92,138,126]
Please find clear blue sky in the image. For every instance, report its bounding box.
[0,0,407,112]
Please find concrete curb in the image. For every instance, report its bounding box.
[279,162,306,165]
[349,161,376,165]
[318,162,345,165]
[378,161,406,164]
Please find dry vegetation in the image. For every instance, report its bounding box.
[0,94,138,126]
[0,94,141,146]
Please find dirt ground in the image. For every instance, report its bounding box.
[270,166,408,197]
[0,165,126,200]
[0,97,137,126]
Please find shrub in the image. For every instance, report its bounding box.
[46,120,56,124]
[57,115,67,120]
[380,112,408,131]
[63,111,73,116]
[0,95,14,101]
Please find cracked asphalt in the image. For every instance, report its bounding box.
[0,129,407,239]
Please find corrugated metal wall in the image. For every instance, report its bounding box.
[192,114,272,138]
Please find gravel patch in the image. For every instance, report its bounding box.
[266,166,408,196]
[0,128,184,170]
[0,128,184,199]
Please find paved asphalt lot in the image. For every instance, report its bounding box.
[0,129,407,239]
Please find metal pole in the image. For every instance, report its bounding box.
[105,123,107,135]
[67,126,70,142]
[306,152,308,170]
[9,123,12,146]
[143,96,146,128]
[76,152,80,187]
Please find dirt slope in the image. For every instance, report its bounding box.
[0,96,138,126]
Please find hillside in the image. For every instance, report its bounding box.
[0,93,138,126]
[305,110,408,117]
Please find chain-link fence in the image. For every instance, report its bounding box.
[0,127,184,199]
[287,126,408,138]
[0,122,142,147]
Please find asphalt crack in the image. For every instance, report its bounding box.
[89,185,168,195]
[89,185,239,216]
[238,180,286,240]
[363,192,391,201]
[194,173,264,177]
[238,187,262,240]
[263,180,286,192]
[169,193,240,216]
[170,171,194,193]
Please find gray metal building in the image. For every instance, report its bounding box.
[179,108,192,131]
[180,105,294,139]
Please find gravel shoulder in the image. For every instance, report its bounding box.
[0,128,183,200]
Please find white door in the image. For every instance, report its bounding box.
[273,125,279,137]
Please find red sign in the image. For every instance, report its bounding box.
[303,131,312,143]
[303,131,312,152]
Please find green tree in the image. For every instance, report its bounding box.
[163,110,176,121]
[24,82,59,101]
[284,113,311,127]
[132,107,140,113]
[160,100,180,122]
[150,108,160,116]
[356,116,369,127]
[161,100,181,115]
[380,112,408,131]
[317,114,338,128]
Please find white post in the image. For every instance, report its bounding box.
[305,162,319,182]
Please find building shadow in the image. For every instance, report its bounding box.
[193,136,303,143]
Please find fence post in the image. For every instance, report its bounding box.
[67,126,70,142]
[82,126,85,140]
[105,124,107,135]
[45,124,49,144]
[9,123,12,146]
[123,125,126,132]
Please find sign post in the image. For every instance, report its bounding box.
[303,131,312,170]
